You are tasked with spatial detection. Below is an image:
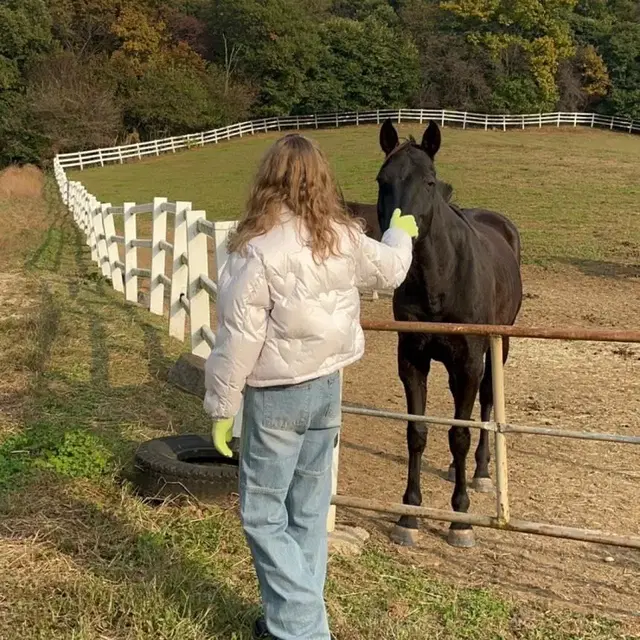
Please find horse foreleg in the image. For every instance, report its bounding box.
[473,351,494,493]
[447,364,482,548]
[391,346,430,547]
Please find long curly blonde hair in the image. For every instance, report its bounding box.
[227,134,361,261]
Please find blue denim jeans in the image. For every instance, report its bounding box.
[239,371,341,640]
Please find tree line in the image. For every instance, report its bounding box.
[1,0,638,166]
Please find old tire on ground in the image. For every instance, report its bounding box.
[132,434,239,503]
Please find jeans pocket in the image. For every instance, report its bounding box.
[261,383,311,434]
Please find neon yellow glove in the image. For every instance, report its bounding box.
[390,208,419,238]
[212,418,234,458]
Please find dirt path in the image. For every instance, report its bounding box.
[338,264,640,623]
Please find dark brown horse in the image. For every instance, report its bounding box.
[375,119,523,548]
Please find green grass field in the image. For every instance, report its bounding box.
[0,173,636,638]
[70,125,640,269]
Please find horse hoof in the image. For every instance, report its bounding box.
[447,464,456,483]
[447,528,476,548]
[471,477,494,493]
[390,525,419,547]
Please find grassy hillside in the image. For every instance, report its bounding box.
[70,125,640,269]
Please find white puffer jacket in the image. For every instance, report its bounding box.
[203,210,413,419]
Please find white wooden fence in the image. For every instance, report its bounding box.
[56,109,639,170]
[53,110,640,550]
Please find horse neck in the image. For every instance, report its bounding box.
[416,197,471,272]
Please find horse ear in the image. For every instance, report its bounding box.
[421,120,441,159]
[379,118,399,156]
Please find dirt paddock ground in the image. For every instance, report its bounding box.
[337,264,640,622]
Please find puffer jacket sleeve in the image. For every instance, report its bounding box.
[203,246,271,419]
[354,227,413,291]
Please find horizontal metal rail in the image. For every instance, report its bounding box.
[161,202,177,214]
[331,495,640,549]
[179,294,190,313]
[199,274,218,298]
[107,206,124,216]
[114,260,125,270]
[503,423,640,444]
[342,404,494,431]
[158,274,171,287]
[111,235,124,244]
[159,240,173,252]
[344,403,640,444]
[197,218,215,238]
[361,320,640,344]
[131,268,151,278]
[180,252,188,266]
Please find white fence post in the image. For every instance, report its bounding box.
[376,109,380,125]
[124,202,138,304]
[591,113,595,128]
[149,197,168,316]
[398,109,402,124]
[503,115,506,131]
[441,110,445,127]
[463,112,467,129]
[88,196,99,262]
[95,204,111,278]
[168,202,191,341]
[610,116,614,130]
[539,113,542,128]
[557,112,561,127]
[186,210,211,358]
[102,205,124,293]
[485,114,488,131]
[212,221,236,280]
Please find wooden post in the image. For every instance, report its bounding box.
[573,113,578,127]
[102,204,124,293]
[441,110,445,127]
[168,202,191,341]
[610,116,614,130]
[124,202,138,304]
[95,204,111,278]
[98,149,104,167]
[149,197,168,316]
[185,209,211,358]
[591,113,595,128]
[314,113,318,129]
[490,335,510,524]
[462,112,467,129]
[484,114,488,131]
[503,115,506,131]
[557,113,561,127]
[539,113,542,128]
[327,369,343,533]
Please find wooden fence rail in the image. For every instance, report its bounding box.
[56,109,639,170]
[52,112,640,550]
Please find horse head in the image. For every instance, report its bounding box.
[376,118,443,234]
